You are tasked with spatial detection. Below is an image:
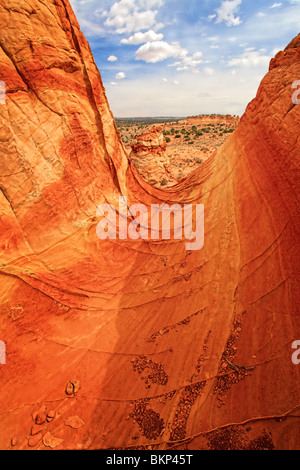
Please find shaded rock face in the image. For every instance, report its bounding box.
[130,126,176,187]
[0,0,299,450]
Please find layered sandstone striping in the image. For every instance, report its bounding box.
[0,0,299,450]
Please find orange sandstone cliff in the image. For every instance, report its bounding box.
[0,0,299,450]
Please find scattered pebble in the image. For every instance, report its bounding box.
[42,432,63,449]
[47,410,56,422]
[35,412,47,425]
[31,424,47,436]
[65,379,80,396]
[28,432,43,447]
[64,415,84,429]
[11,437,17,447]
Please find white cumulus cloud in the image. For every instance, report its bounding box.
[102,0,164,34]
[228,49,271,67]
[115,72,126,79]
[108,55,118,62]
[215,0,242,27]
[270,2,282,8]
[121,29,164,44]
[135,41,187,63]
[170,51,204,71]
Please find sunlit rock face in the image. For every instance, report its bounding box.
[0,0,299,450]
[130,126,176,187]
[186,114,240,127]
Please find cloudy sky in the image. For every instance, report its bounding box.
[69,0,300,117]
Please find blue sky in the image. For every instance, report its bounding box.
[69,0,300,117]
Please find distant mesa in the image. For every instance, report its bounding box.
[184,114,240,126]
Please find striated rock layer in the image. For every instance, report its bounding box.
[0,0,299,450]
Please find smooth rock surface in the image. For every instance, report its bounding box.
[0,0,299,450]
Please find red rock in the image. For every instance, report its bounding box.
[11,437,17,446]
[186,114,239,127]
[47,410,56,422]
[28,432,43,448]
[130,126,176,187]
[42,432,63,449]
[64,415,84,429]
[0,0,299,451]
[31,424,47,436]
[35,412,47,425]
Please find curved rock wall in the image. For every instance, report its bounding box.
[0,0,299,450]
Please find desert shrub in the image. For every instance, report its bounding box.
[165,137,171,143]
[175,134,181,138]
[161,178,168,186]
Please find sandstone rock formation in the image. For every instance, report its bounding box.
[0,0,299,450]
[185,114,240,127]
[130,126,176,188]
